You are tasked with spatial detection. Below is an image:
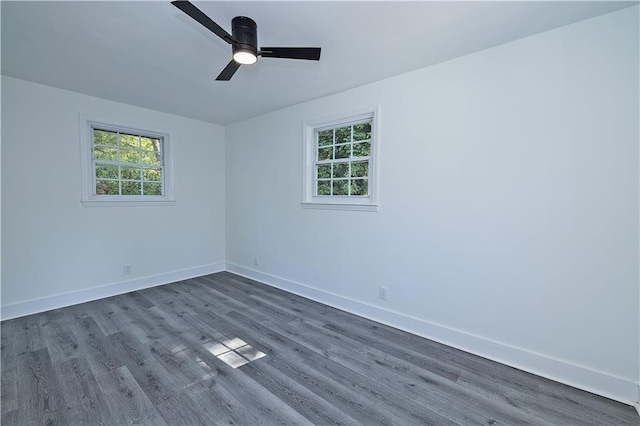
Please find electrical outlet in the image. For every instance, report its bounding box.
[253,257,259,266]
[379,286,388,300]
[123,265,132,276]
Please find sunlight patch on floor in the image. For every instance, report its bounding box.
[203,337,267,368]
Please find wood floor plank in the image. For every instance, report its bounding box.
[193,307,448,425]
[319,311,630,424]
[60,299,103,321]
[185,377,266,425]
[39,318,81,363]
[183,345,314,426]
[29,309,66,327]
[262,316,512,425]
[89,298,133,336]
[1,319,18,361]
[67,316,122,374]
[180,324,316,424]
[136,284,172,301]
[2,271,638,425]
[9,316,47,357]
[105,331,178,406]
[238,354,364,425]
[122,290,156,309]
[195,275,302,324]
[155,391,219,425]
[223,274,351,328]
[147,282,183,299]
[148,302,225,344]
[1,356,17,415]
[1,409,18,425]
[155,315,315,425]
[247,292,327,328]
[179,280,252,316]
[227,309,501,425]
[95,365,167,426]
[290,318,542,425]
[14,348,68,425]
[65,313,105,340]
[55,356,114,425]
[324,320,463,381]
[102,296,163,344]
[147,340,215,389]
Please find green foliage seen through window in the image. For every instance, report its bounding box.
[315,119,372,197]
[93,128,163,196]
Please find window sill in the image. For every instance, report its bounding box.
[301,202,378,212]
[81,199,176,207]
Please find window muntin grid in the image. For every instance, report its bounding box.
[314,119,372,197]
[92,127,164,196]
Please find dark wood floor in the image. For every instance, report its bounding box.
[1,272,638,425]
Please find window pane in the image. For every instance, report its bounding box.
[350,161,369,178]
[335,126,351,143]
[306,113,374,205]
[352,141,371,157]
[317,164,331,179]
[88,123,169,201]
[94,129,117,146]
[95,165,118,179]
[120,148,140,164]
[141,150,162,166]
[318,147,332,161]
[94,146,117,161]
[143,182,162,196]
[333,163,348,178]
[318,130,333,147]
[96,180,119,195]
[353,122,371,141]
[350,179,368,196]
[121,166,141,180]
[143,168,162,182]
[141,137,161,152]
[120,133,139,149]
[317,180,331,196]
[333,180,348,195]
[122,180,141,195]
[335,144,350,159]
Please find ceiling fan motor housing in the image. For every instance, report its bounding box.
[232,16,258,57]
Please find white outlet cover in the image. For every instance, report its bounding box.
[379,286,387,300]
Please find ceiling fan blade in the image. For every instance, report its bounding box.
[216,60,241,81]
[171,1,236,45]
[260,47,321,61]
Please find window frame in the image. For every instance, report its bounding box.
[302,106,380,211]
[80,115,175,206]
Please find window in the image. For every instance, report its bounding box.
[80,116,174,206]
[302,107,379,211]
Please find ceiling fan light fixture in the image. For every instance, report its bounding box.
[172,2,322,81]
[233,49,257,65]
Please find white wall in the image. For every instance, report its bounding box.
[226,7,639,404]
[1,76,226,318]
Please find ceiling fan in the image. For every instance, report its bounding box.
[171,1,322,81]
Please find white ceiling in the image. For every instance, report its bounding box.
[2,1,636,125]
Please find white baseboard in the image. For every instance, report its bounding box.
[226,262,640,408]
[0,262,225,321]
